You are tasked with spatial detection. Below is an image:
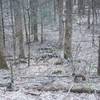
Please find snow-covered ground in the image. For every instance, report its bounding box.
[0,89,99,100]
[0,5,100,99]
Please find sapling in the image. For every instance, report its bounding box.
[6,62,14,91]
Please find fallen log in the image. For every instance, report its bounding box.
[0,83,9,87]
[64,88,100,94]
[25,92,41,96]
[31,84,100,94]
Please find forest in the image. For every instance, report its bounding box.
[0,0,100,99]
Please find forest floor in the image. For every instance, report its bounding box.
[0,16,100,100]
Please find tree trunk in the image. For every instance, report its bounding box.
[58,0,64,47]
[13,0,25,58]
[64,0,72,59]
[27,8,31,67]
[0,1,8,69]
[22,0,28,43]
[78,0,85,15]
[54,0,57,24]
[98,36,100,75]
[87,0,91,29]
[39,6,44,44]
[10,0,16,63]
[0,0,5,48]
[0,50,8,69]
[30,0,38,42]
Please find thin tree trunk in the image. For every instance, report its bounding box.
[0,1,8,69]
[98,36,100,75]
[58,0,64,47]
[54,0,57,24]
[22,0,28,43]
[0,0,5,48]
[87,0,91,29]
[40,8,44,44]
[78,0,85,15]
[30,0,38,42]
[9,0,16,63]
[27,8,31,67]
[92,0,95,46]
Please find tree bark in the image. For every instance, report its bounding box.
[64,0,72,59]
[58,0,64,47]
[98,36,100,75]
[87,0,91,29]
[0,1,8,69]
[13,0,25,58]
[10,0,16,63]
[0,0,5,48]
[30,0,38,42]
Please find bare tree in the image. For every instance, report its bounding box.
[13,0,25,58]
[22,0,28,43]
[87,0,91,29]
[30,0,38,42]
[27,7,31,67]
[78,0,85,15]
[0,1,8,69]
[53,0,57,23]
[10,0,16,63]
[0,0,5,48]
[57,0,64,47]
[98,36,100,75]
[40,8,44,44]
[64,0,73,59]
